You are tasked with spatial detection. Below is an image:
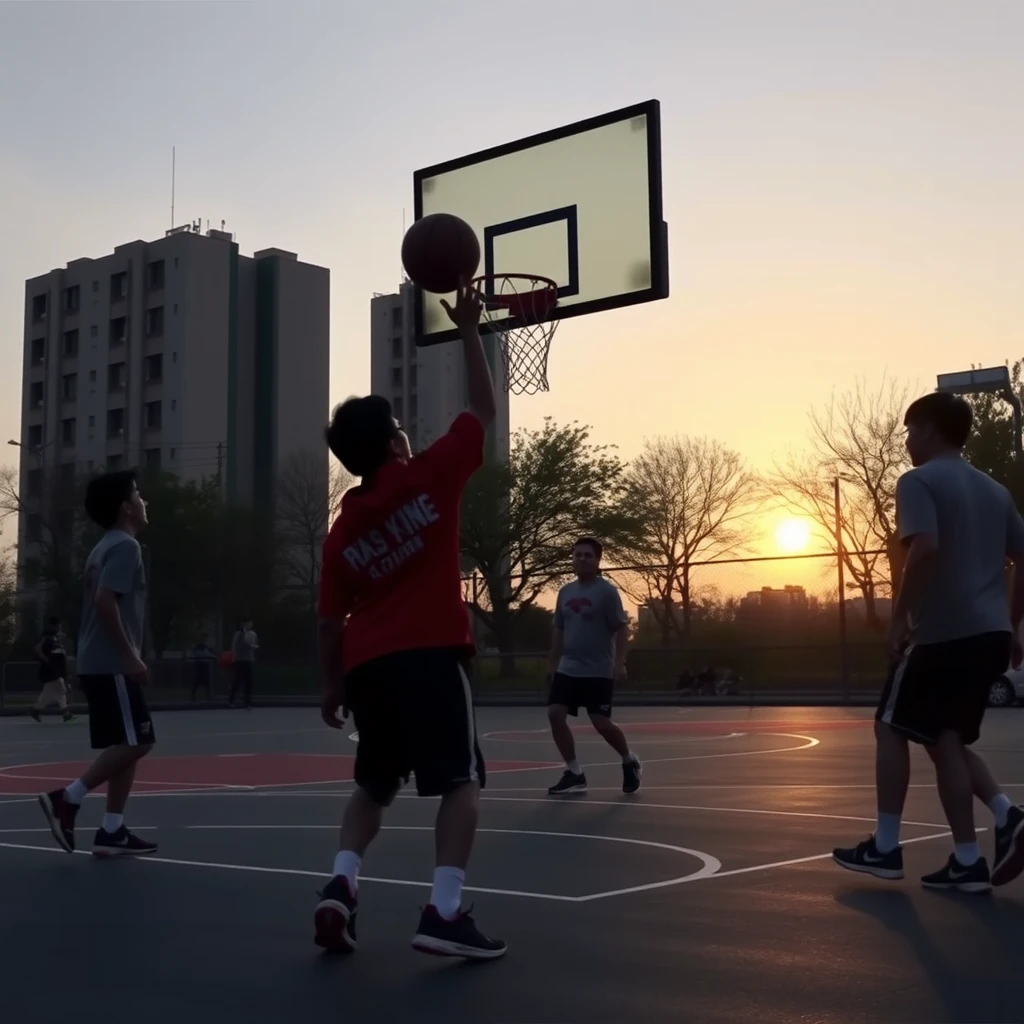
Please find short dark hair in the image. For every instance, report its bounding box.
[84,470,137,530]
[324,396,397,478]
[573,536,603,560]
[47,616,60,628]
[905,392,973,448]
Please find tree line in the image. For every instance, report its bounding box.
[1,361,1020,663]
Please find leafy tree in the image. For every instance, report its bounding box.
[962,359,1024,509]
[617,437,756,644]
[460,419,639,670]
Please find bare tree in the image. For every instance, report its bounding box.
[765,377,910,628]
[275,451,354,611]
[618,436,756,643]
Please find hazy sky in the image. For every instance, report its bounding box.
[2,0,1022,574]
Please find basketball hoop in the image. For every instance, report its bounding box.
[471,274,559,395]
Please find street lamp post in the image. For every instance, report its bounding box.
[936,366,1022,457]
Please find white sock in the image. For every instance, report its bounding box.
[990,793,1013,828]
[954,841,980,866]
[874,813,901,853]
[102,813,123,834]
[430,866,465,920]
[64,779,87,805]
[566,760,581,775]
[333,850,361,890]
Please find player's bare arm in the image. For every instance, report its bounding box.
[94,587,148,683]
[441,279,495,428]
[318,616,347,729]
[887,533,939,658]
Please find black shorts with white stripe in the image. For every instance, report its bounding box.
[344,647,485,803]
[875,631,1012,746]
[79,674,156,749]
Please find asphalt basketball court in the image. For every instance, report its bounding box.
[3,704,1024,1023]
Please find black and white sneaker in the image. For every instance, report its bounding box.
[922,854,992,893]
[314,876,358,953]
[92,827,158,858]
[992,805,1024,886]
[38,789,78,853]
[622,756,642,794]
[411,905,506,960]
[547,770,586,795]
[832,836,904,879]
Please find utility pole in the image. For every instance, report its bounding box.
[834,477,851,702]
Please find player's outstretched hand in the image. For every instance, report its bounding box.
[321,688,348,730]
[440,277,482,333]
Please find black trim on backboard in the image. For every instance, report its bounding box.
[482,206,580,301]
[413,98,668,347]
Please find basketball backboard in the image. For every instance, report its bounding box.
[413,99,668,346]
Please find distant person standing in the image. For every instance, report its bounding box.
[31,616,73,723]
[229,618,258,709]
[545,537,641,795]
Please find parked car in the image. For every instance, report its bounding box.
[990,666,1024,707]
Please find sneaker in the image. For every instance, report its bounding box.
[411,905,506,960]
[92,827,158,858]
[62,712,76,723]
[992,805,1024,886]
[38,789,78,853]
[314,876,358,953]
[832,836,904,880]
[547,770,587,795]
[921,854,991,893]
[30,709,41,723]
[622,756,642,794]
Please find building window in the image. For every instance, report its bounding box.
[62,329,79,358]
[61,462,75,484]
[88,414,95,428]
[144,353,162,382]
[392,337,402,360]
[30,381,44,408]
[108,362,126,391]
[393,396,403,420]
[26,513,43,543]
[144,400,162,430]
[27,469,42,498]
[32,295,47,322]
[61,373,77,401]
[107,454,123,470]
[92,280,99,293]
[90,324,97,338]
[89,369,96,383]
[146,260,165,290]
[62,285,80,314]
[145,306,164,337]
[28,425,43,448]
[109,317,127,346]
[170,399,177,411]
[106,408,125,438]
[391,366,402,387]
[61,417,76,447]
[409,394,418,418]
[144,448,161,471]
[171,351,177,363]
[391,307,403,330]
[170,447,176,460]
[110,272,127,302]
[410,365,418,388]
[31,338,45,365]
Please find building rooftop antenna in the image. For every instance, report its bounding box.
[170,146,176,230]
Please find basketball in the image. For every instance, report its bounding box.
[401,213,480,294]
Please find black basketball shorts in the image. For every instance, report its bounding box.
[344,647,485,804]
[875,631,1012,746]
[547,672,614,717]
[79,674,157,750]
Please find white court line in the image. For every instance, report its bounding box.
[481,720,867,740]
[470,794,951,830]
[0,772,249,790]
[0,826,158,834]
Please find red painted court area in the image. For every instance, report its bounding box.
[0,753,553,794]
[486,718,870,741]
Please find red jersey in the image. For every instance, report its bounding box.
[318,411,484,673]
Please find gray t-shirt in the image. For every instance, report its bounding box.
[554,577,628,678]
[896,456,1024,645]
[76,530,146,675]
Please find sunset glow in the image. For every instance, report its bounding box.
[775,518,812,554]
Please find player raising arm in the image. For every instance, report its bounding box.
[314,280,505,960]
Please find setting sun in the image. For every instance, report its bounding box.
[775,517,812,554]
